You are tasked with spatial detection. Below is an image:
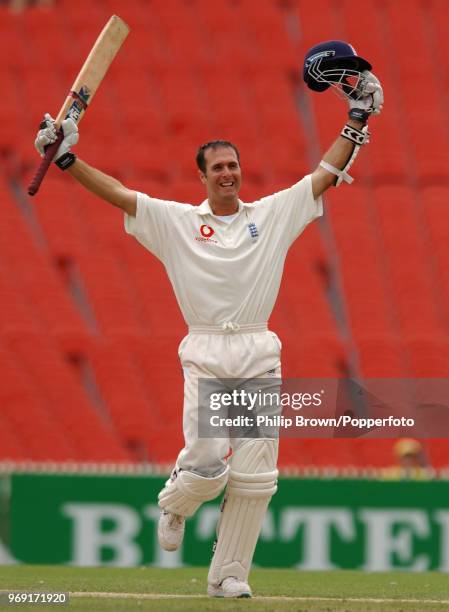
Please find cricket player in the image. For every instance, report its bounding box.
[34,41,383,598]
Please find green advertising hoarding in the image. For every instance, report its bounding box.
[9,474,449,571]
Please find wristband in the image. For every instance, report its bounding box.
[348,108,370,124]
[321,123,370,188]
[55,152,77,171]
[341,124,370,146]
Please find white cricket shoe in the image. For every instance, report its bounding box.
[157,510,185,551]
[207,577,252,598]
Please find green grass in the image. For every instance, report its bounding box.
[0,566,448,611]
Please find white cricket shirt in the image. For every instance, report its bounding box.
[124,174,323,326]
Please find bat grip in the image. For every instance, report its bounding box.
[27,130,64,196]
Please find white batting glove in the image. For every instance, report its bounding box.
[349,71,384,115]
[34,113,79,161]
[35,113,56,156]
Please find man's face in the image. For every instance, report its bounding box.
[199,146,242,202]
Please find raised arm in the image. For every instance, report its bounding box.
[311,117,366,199]
[303,40,384,200]
[310,70,383,199]
[34,114,136,216]
[67,159,136,216]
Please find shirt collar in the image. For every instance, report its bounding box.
[194,199,249,216]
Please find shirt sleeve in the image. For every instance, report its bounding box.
[123,192,175,262]
[266,174,323,248]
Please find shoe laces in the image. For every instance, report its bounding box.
[222,577,241,586]
[168,513,184,529]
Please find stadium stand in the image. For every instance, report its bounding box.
[1,0,448,471]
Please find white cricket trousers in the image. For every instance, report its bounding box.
[174,323,282,477]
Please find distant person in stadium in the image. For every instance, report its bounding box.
[34,41,383,598]
[383,439,431,480]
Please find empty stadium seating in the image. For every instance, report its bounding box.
[1,0,448,470]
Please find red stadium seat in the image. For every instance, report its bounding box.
[405,337,449,378]
[374,185,446,338]
[419,186,449,308]
[327,186,398,339]
[356,335,408,378]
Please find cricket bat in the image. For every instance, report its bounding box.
[28,15,130,196]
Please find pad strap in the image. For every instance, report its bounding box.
[320,160,354,185]
[158,466,229,517]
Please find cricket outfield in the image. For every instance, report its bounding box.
[0,566,448,611]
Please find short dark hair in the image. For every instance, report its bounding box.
[196,140,240,174]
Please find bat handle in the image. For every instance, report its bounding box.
[27,130,64,196]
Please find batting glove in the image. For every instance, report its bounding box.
[35,113,79,162]
[348,70,384,116]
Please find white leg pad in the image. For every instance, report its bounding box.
[207,439,278,586]
[158,466,229,517]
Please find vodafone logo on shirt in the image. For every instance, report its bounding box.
[195,224,218,244]
[200,225,214,238]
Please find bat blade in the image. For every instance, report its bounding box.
[28,15,130,196]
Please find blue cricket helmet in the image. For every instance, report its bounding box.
[303,40,372,98]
